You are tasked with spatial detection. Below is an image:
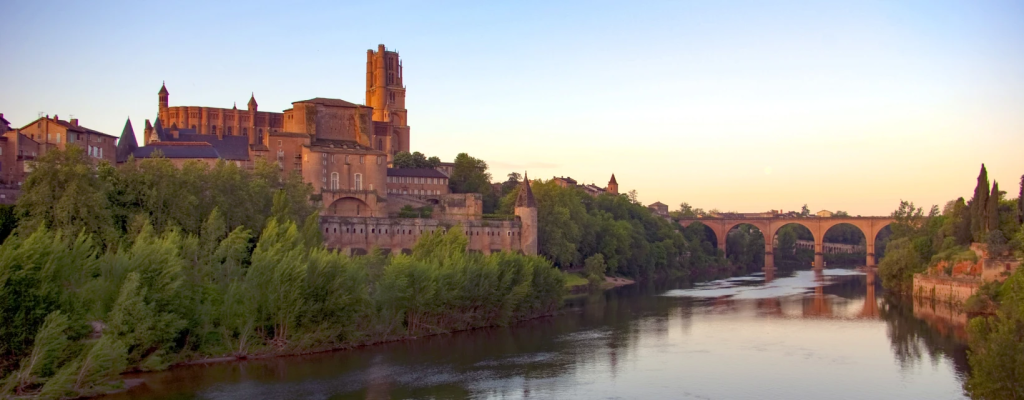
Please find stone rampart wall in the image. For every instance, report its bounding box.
[321,216,522,255]
[912,274,982,306]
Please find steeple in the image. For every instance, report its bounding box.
[116,118,138,163]
[158,81,169,114]
[515,172,536,208]
[606,173,619,195]
[247,92,258,111]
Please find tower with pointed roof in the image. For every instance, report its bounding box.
[158,82,169,121]
[116,118,138,163]
[514,172,538,255]
[607,174,618,195]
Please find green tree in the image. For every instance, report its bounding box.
[970,164,990,242]
[877,238,924,293]
[986,181,1001,236]
[965,268,1024,399]
[584,254,606,289]
[16,146,114,244]
[800,204,811,217]
[392,151,440,169]
[1018,174,1023,224]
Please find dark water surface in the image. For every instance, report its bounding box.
[101,269,971,400]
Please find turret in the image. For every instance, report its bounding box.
[514,172,538,256]
[607,173,618,195]
[247,92,258,112]
[116,118,137,163]
[158,81,169,115]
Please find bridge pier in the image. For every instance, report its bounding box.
[764,251,774,271]
[814,242,824,270]
[866,243,876,267]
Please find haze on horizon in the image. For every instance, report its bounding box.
[1,1,1021,216]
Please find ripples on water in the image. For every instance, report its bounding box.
[101,269,971,400]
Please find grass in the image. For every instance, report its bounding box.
[563,272,589,288]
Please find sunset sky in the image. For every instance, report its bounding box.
[2,1,1022,215]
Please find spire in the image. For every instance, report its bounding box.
[248,92,258,109]
[609,173,617,185]
[158,81,168,95]
[515,172,536,208]
[232,102,237,110]
[116,118,138,163]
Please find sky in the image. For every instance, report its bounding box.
[1,1,1022,215]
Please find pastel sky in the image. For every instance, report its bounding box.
[2,1,1022,215]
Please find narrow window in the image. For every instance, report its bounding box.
[331,172,339,190]
[211,125,217,134]
[354,173,363,190]
[227,126,232,135]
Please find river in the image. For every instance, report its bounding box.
[100,268,971,400]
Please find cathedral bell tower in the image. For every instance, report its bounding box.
[366,44,410,160]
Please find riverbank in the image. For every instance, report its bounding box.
[96,269,972,400]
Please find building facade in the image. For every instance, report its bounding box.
[113,44,535,255]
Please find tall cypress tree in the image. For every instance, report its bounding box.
[1018,174,1023,224]
[987,181,1000,235]
[970,164,989,242]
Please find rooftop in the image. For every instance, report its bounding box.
[387,168,449,179]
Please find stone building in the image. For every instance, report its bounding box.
[386,168,449,196]
[550,174,619,197]
[114,43,536,255]
[16,115,117,164]
[648,201,669,217]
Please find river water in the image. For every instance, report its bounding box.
[101,268,971,400]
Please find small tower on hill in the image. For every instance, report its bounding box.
[607,174,618,195]
[514,172,538,256]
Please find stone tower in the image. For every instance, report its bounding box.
[366,44,410,159]
[607,174,618,195]
[514,173,538,256]
[158,82,169,123]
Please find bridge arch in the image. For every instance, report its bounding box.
[679,217,894,269]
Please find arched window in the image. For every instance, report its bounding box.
[258,128,264,143]
[330,172,339,191]
[227,126,232,135]
[377,138,383,150]
[211,125,217,135]
[354,173,363,190]
[242,127,247,136]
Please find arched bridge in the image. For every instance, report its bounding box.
[678,217,894,269]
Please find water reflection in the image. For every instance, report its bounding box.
[101,268,970,400]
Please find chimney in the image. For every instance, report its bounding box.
[70,118,79,127]
[53,114,58,121]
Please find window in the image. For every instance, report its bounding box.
[191,125,196,130]
[377,139,383,150]
[322,153,327,165]
[277,140,282,147]
[227,126,232,135]
[211,126,217,135]
[242,128,247,136]
[359,156,365,164]
[99,148,103,158]
[354,173,363,190]
[330,172,339,190]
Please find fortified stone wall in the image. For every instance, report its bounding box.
[912,274,982,306]
[384,193,482,220]
[321,216,523,255]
